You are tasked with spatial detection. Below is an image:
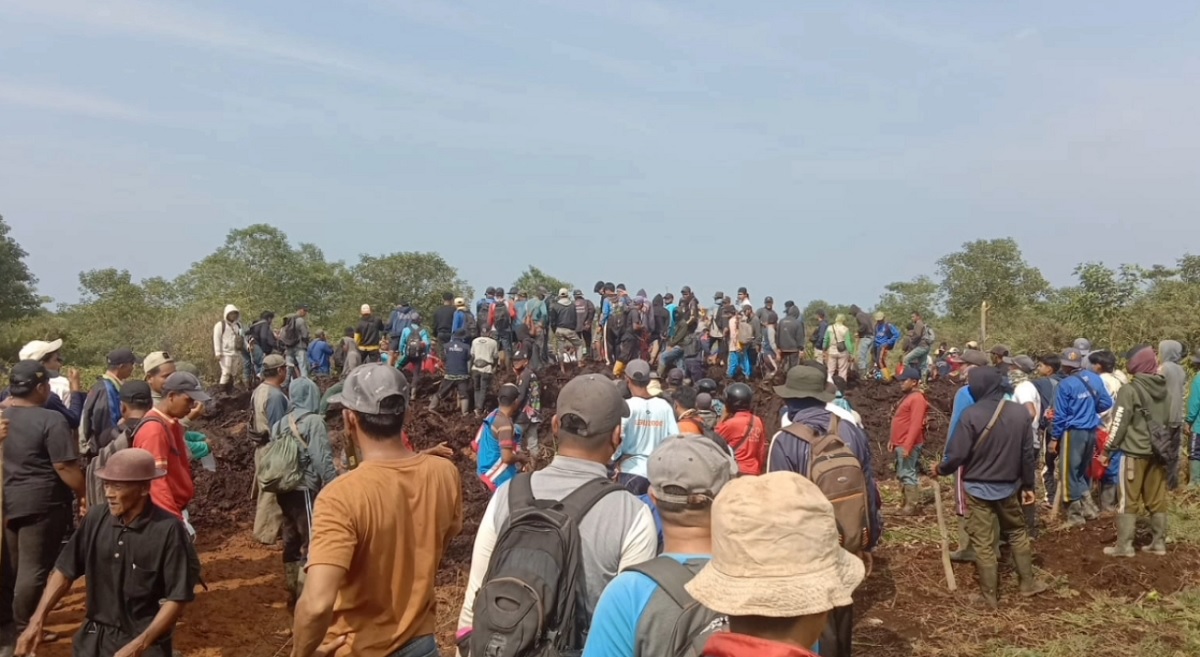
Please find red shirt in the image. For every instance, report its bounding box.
[890,390,929,453]
[132,408,195,520]
[703,633,820,657]
[716,411,767,475]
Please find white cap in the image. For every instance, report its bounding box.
[19,339,63,362]
[360,304,372,315]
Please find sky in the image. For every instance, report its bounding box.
[2,0,1199,308]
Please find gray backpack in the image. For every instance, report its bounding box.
[625,557,728,657]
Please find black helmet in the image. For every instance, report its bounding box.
[725,382,753,412]
[485,286,496,295]
[697,378,718,395]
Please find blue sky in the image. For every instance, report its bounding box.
[3,0,1199,307]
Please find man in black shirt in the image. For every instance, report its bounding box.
[432,292,457,358]
[17,448,197,657]
[0,360,86,645]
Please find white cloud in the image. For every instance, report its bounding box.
[0,79,157,121]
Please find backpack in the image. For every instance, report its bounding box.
[407,335,427,359]
[470,475,621,657]
[464,311,479,338]
[494,301,512,332]
[736,318,754,345]
[280,316,300,348]
[624,557,728,657]
[85,415,168,508]
[256,413,311,494]
[922,324,935,345]
[1130,385,1179,470]
[772,416,870,554]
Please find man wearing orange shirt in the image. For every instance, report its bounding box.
[890,368,929,516]
[716,383,767,476]
[132,372,210,527]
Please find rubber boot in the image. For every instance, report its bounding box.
[1013,546,1049,596]
[1081,495,1100,520]
[458,399,470,417]
[1190,461,1200,489]
[1103,513,1137,557]
[1099,485,1118,514]
[284,562,302,609]
[897,485,918,516]
[426,396,438,412]
[949,516,976,563]
[972,564,1000,609]
[1065,500,1087,527]
[1143,513,1168,556]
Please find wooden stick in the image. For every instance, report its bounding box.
[932,481,957,592]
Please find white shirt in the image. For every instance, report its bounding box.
[1099,373,1125,433]
[615,396,679,478]
[1011,380,1041,448]
[49,375,71,404]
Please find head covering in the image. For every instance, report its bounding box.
[833,314,847,325]
[329,363,409,414]
[289,377,321,414]
[107,348,137,368]
[685,472,865,617]
[1006,355,1036,374]
[556,374,630,437]
[143,351,173,373]
[1060,348,1084,369]
[1073,338,1093,354]
[262,354,287,370]
[360,304,372,315]
[666,368,685,386]
[967,366,1005,402]
[1158,340,1185,364]
[965,340,980,350]
[162,372,212,404]
[454,297,466,309]
[774,366,834,403]
[896,368,921,382]
[19,339,62,362]
[873,311,884,321]
[989,345,1010,358]
[625,359,652,386]
[960,349,989,367]
[119,380,153,406]
[1126,345,1159,375]
[96,448,167,482]
[8,360,49,392]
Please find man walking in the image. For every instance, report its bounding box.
[355,305,386,364]
[777,303,806,371]
[850,304,873,375]
[81,348,137,456]
[470,330,501,416]
[903,312,932,380]
[285,305,312,380]
[614,360,679,495]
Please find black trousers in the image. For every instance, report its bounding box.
[436,377,471,402]
[1,504,73,629]
[277,489,312,564]
[818,604,853,657]
[472,372,492,411]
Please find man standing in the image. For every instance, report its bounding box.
[432,293,456,358]
[890,369,928,515]
[0,361,87,645]
[389,300,419,365]
[16,448,197,657]
[777,303,806,371]
[903,312,932,380]
[133,372,210,528]
[525,287,550,370]
[307,331,334,378]
[550,288,582,371]
[1102,345,1171,557]
[614,360,679,495]
[755,297,780,378]
[293,364,462,657]
[212,304,245,391]
[574,290,595,361]
[250,355,289,544]
[470,330,501,416]
[934,367,1047,608]
[354,305,386,364]
[1158,340,1187,488]
[872,312,902,373]
[429,330,471,415]
[1186,354,1200,488]
[716,383,766,475]
[849,304,873,375]
[512,351,543,455]
[811,309,829,365]
[472,384,525,493]
[1051,347,1113,526]
[81,348,137,455]
[16,340,83,421]
[726,307,753,380]
[285,305,312,380]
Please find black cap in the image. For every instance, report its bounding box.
[296,304,309,311]
[765,296,774,303]
[681,285,692,294]
[508,287,518,295]
[442,292,454,301]
[9,360,49,390]
[107,348,137,368]
[486,287,496,295]
[617,283,626,291]
[119,380,154,405]
[738,287,748,295]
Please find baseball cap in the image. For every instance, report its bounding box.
[360,304,372,315]
[508,287,518,295]
[873,311,884,321]
[965,340,980,350]
[1006,355,1036,374]
[1073,338,1092,353]
[737,287,748,295]
[960,349,989,367]
[107,348,137,368]
[573,289,583,298]
[556,374,630,438]
[696,393,714,411]
[1061,348,1084,368]
[513,349,529,362]
[989,344,1010,357]
[648,435,738,506]
[328,363,409,414]
[713,291,724,301]
[262,354,286,370]
[162,372,212,404]
[143,351,174,373]
[19,339,63,362]
[896,368,922,382]
[9,360,50,391]
[119,380,154,406]
[454,297,466,308]
[666,368,685,385]
[764,296,773,304]
[625,359,652,385]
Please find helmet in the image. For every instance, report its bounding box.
[697,378,718,395]
[725,382,753,412]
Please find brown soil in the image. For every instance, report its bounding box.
[32,369,1200,656]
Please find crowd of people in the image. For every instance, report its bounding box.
[0,285,1196,657]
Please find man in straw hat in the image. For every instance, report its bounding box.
[684,472,865,657]
[16,448,198,657]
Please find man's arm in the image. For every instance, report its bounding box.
[1051,381,1069,439]
[458,492,503,633]
[1106,387,1133,456]
[53,461,86,500]
[117,601,187,657]
[902,395,928,454]
[617,504,658,570]
[938,415,974,475]
[15,570,74,655]
[292,564,346,657]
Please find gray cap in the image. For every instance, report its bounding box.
[1061,347,1084,369]
[1073,338,1092,354]
[328,363,409,414]
[556,374,630,437]
[666,368,685,385]
[696,393,713,411]
[1005,355,1036,374]
[625,359,652,385]
[648,435,738,506]
[960,349,989,367]
[162,372,212,404]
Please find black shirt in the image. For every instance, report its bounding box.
[58,504,197,635]
[433,305,456,342]
[2,405,78,520]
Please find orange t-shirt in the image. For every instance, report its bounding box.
[307,454,463,656]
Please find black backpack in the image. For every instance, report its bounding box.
[280,316,300,347]
[1131,385,1180,483]
[470,474,621,657]
[494,301,512,332]
[624,557,728,657]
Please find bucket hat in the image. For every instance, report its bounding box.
[773,366,834,403]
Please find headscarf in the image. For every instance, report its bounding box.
[833,314,847,326]
[1126,345,1158,375]
[1008,368,1029,387]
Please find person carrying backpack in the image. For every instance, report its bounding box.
[490,290,517,365]
[583,436,737,657]
[458,374,658,657]
[767,365,881,657]
[85,380,155,508]
[264,377,337,609]
[280,304,312,380]
[716,383,767,476]
[1051,347,1113,526]
[398,316,432,394]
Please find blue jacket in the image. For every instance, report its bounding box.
[1187,373,1200,435]
[1051,371,1113,439]
[399,326,431,357]
[873,322,902,349]
[307,339,334,374]
[767,402,882,550]
[444,338,471,377]
[452,309,471,335]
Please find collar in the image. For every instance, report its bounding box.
[548,455,610,477]
[108,503,162,531]
[102,372,123,386]
[702,633,820,657]
[147,408,178,426]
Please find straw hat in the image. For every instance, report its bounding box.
[686,472,865,617]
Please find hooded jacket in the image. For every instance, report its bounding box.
[651,295,670,340]
[355,314,386,352]
[777,306,806,352]
[940,367,1036,490]
[250,317,278,355]
[850,305,872,338]
[1106,373,1168,459]
[549,296,577,332]
[1158,340,1186,425]
[1050,369,1113,439]
[212,304,243,357]
[1188,371,1200,435]
[272,378,338,492]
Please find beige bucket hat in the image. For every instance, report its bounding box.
[685,471,865,617]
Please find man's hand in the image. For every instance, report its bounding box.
[1021,490,1037,507]
[15,623,43,656]
[187,402,206,422]
[66,367,82,392]
[307,635,347,657]
[1050,441,1059,455]
[928,466,941,480]
[1099,453,1111,468]
[113,637,148,657]
[421,442,454,459]
[78,497,88,519]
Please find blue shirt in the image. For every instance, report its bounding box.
[1051,371,1113,439]
[964,480,1019,501]
[582,554,711,657]
[307,340,334,374]
[475,410,520,491]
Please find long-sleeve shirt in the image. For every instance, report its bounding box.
[890,391,929,453]
[874,323,902,349]
[1050,371,1113,439]
[1187,373,1200,434]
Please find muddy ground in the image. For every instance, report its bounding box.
[33,368,1200,657]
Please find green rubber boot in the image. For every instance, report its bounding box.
[1014,546,1049,597]
[1103,513,1137,557]
[972,564,1000,609]
[1190,461,1200,489]
[949,516,976,563]
[1143,513,1168,556]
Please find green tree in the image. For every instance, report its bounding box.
[58,268,170,365]
[512,266,572,297]
[936,238,1049,321]
[0,214,43,321]
[876,276,939,323]
[349,252,472,324]
[1063,263,1145,347]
